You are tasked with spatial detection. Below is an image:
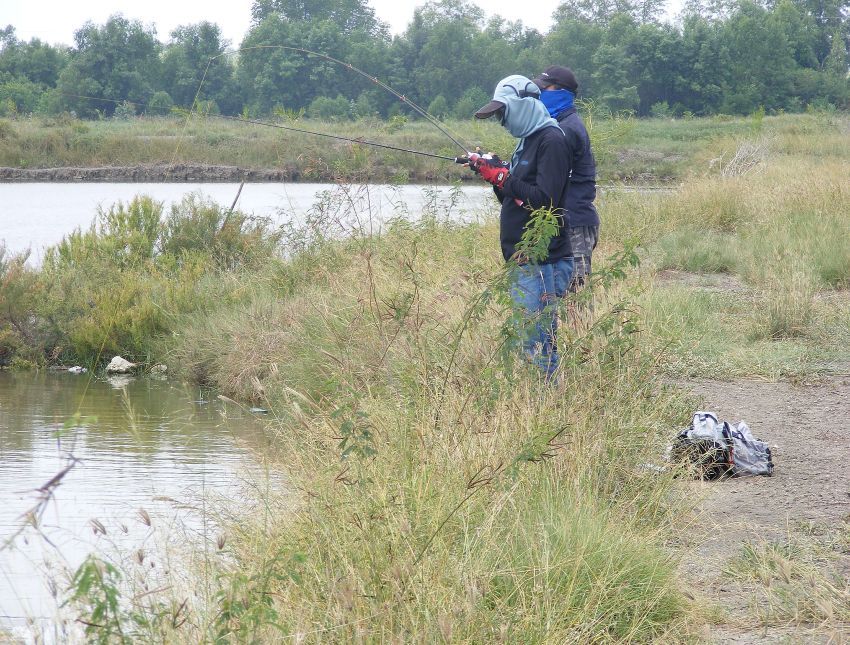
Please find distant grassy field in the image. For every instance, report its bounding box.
[603,112,850,378]
[2,110,838,184]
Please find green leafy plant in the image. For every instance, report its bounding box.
[213,551,305,642]
[64,556,128,644]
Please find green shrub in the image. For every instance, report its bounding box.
[427,94,449,119]
[113,100,137,120]
[48,196,163,270]
[352,91,378,118]
[307,95,350,121]
[146,91,174,116]
[160,194,281,270]
[651,101,672,118]
[453,87,490,119]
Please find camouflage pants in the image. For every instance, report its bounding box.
[567,225,599,292]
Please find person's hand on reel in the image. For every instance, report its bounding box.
[466,151,510,189]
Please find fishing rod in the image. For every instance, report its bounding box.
[203,45,474,155]
[58,92,466,163]
[216,114,459,161]
[62,90,479,166]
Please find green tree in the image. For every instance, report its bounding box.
[55,15,160,117]
[543,18,605,98]
[0,27,68,114]
[822,28,850,106]
[625,22,684,114]
[238,7,391,116]
[474,16,545,91]
[591,14,640,111]
[161,22,239,114]
[772,0,819,67]
[251,0,387,36]
[682,0,736,21]
[788,0,849,65]
[555,0,667,26]
[824,27,849,76]
[678,15,731,114]
[0,28,67,87]
[720,1,796,113]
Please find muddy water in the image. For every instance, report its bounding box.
[0,371,271,639]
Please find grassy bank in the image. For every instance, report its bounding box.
[22,200,698,641]
[1,110,839,184]
[611,112,850,378]
[2,111,849,641]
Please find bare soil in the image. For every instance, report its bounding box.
[656,269,748,294]
[681,377,850,643]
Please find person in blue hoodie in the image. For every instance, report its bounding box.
[533,66,600,294]
[469,75,574,378]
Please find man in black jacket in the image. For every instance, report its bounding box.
[469,75,574,378]
[533,66,600,293]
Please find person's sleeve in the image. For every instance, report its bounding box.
[493,185,505,203]
[502,133,571,210]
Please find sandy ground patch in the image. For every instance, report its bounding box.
[681,377,850,644]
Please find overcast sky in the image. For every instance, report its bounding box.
[4,0,683,47]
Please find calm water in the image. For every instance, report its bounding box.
[0,372,272,639]
[0,182,494,259]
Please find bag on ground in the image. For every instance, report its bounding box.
[672,411,774,479]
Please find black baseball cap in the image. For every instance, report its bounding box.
[474,100,505,119]
[533,66,578,93]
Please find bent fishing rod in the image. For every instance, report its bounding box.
[217,114,460,161]
[60,92,474,164]
[200,45,474,155]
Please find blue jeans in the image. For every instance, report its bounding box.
[509,258,575,377]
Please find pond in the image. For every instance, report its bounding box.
[1,182,495,260]
[0,371,273,640]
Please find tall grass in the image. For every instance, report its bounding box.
[149,204,697,641]
[12,187,699,640]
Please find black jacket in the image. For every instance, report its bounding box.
[495,125,572,264]
[556,107,600,228]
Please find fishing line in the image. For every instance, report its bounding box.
[58,92,460,162]
[217,114,457,160]
[205,45,474,154]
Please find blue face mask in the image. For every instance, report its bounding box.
[540,89,575,118]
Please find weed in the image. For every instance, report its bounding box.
[750,263,816,341]
[725,532,850,627]
[153,189,695,640]
[65,556,128,644]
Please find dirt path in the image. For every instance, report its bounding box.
[682,377,850,643]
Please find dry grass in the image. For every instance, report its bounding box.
[724,523,850,629]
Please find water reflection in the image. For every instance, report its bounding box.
[1,182,494,260]
[0,371,268,637]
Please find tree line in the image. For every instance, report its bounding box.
[1,0,847,121]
